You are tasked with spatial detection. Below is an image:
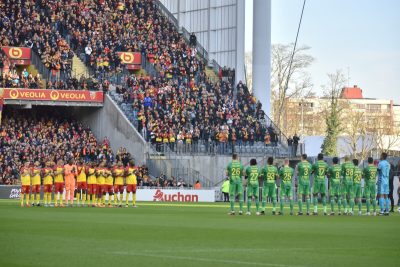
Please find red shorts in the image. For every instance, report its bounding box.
[55,182,64,193]
[77,181,87,190]
[21,185,31,194]
[104,184,113,193]
[44,184,53,193]
[114,185,124,193]
[126,184,137,193]
[87,184,97,195]
[97,184,105,195]
[31,184,41,193]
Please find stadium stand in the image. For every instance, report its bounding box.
[0,108,116,182]
[0,0,73,79]
[0,0,293,177]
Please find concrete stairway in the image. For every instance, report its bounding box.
[72,55,90,79]
[27,65,46,88]
[205,66,219,83]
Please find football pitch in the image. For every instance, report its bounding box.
[0,200,398,267]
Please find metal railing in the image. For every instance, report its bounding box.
[30,50,51,81]
[146,144,214,188]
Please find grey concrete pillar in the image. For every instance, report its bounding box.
[252,0,271,116]
[235,0,245,85]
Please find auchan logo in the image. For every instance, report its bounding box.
[153,189,199,202]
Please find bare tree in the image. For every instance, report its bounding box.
[271,43,314,133]
[341,111,374,159]
[371,116,400,155]
[321,70,347,156]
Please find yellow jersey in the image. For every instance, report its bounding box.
[20,167,31,186]
[96,168,105,185]
[114,167,124,185]
[126,167,137,185]
[32,167,41,185]
[77,165,87,182]
[54,166,64,183]
[105,170,113,185]
[87,167,97,184]
[43,168,53,185]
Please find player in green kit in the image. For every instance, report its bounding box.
[261,157,279,215]
[363,157,377,216]
[341,156,355,215]
[312,153,329,215]
[296,154,312,215]
[278,159,294,215]
[245,159,261,215]
[327,157,342,215]
[352,159,363,216]
[226,153,244,215]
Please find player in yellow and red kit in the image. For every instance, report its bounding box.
[96,162,106,207]
[43,161,54,207]
[20,161,32,207]
[54,160,65,207]
[113,161,125,207]
[76,160,87,207]
[104,165,114,207]
[87,162,97,207]
[125,160,138,208]
[31,161,42,206]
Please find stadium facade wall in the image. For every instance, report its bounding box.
[72,95,147,165]
[147,154,286,186]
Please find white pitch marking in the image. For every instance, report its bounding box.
[111,251,305,267]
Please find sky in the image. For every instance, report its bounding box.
[245,0,400,101]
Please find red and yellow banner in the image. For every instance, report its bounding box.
[116,52,142,65]
[1,46,32,65]
[2,89,104,103]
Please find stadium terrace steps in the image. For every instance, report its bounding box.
[72,55,90,79]
[205,66,220,82]
[26,65,46,88]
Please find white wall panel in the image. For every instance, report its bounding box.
[159,0,242,69]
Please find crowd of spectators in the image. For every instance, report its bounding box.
[0,108,192,186]
[1,0,283,158]
[0,108,115,184]
[46,76,109,91]
[116,75,279,154]
[1,66,42,89]
[0,0,73,74]
[39,0,204,82]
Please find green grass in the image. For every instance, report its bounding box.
[0,200,398,267]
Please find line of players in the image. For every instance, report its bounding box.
[227,152,391,216]
[19,159,138,208]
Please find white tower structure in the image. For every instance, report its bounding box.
[252,0,271,116]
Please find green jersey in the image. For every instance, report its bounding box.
[363,164,377,184]
[297,161,312,184]
[328,165,342,185]
[279,166,294,186]
[353,166,362,185]
[246,166,260,186]
[312,160,328,181]
[227,160,244,183]
[341,162,355,184]
[261,165,278,184]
